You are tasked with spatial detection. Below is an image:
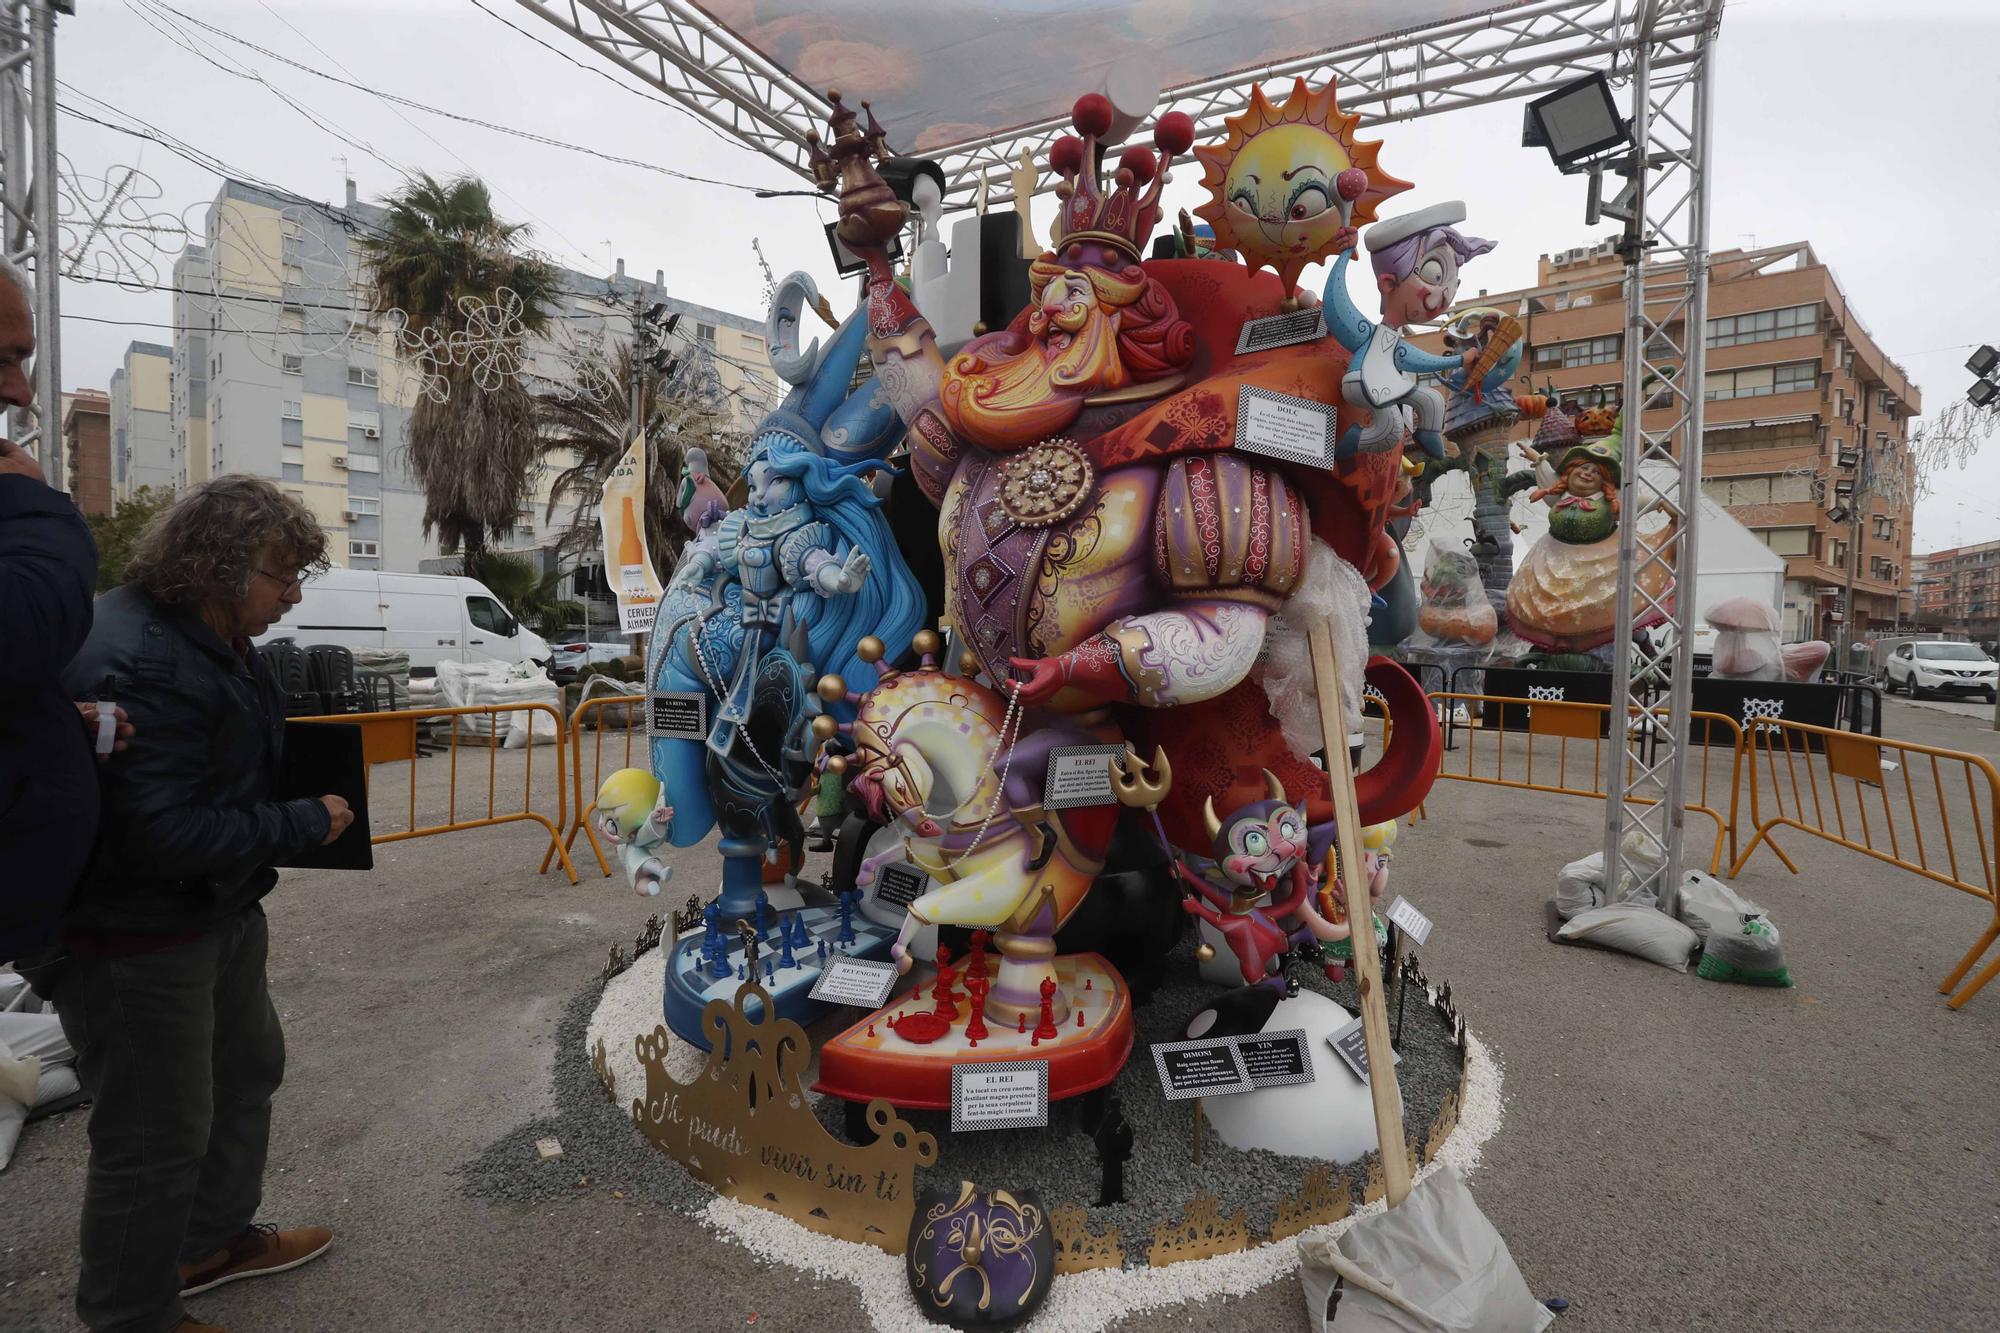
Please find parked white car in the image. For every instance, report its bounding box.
[1880,641,1999,701]
[550,636,638,683]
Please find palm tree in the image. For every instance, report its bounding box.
[463,549,584,636]
[535,336,743,576]
[357,173,563,562]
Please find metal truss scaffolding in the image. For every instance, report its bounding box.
[516,1,1721,209]
[1603,1,1718,910]
[0,0,60,484]
[523,0,1725,897]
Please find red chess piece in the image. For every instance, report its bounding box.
[968,929,990,982]
[1034,975,1060,1041]
[964,976,989,1045]
[1017,1012,1027,1034]
[931,944,959,1021]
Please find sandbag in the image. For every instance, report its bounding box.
[1299,1165,1553,1333]
[1552,853,1607,921]
[1556,902,1698,972]
[1697,917,1793,987]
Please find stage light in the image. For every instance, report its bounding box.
[824,220,903,277]
[1967,344,1998,380]
[643,301,669,324]
[1837,448,1859,470]
[876,156,947,208]
[1525,73,1632,173]
[1827,503,1850,524]
[1970,378,1999,409]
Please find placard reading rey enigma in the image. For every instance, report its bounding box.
[647,690,709,740]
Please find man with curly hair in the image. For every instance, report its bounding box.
[48,475,353,1333]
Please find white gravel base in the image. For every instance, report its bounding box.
[588,947,1507,1332]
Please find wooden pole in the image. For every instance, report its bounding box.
[1307,624,1412,1207]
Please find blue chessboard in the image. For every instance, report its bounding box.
[661,897,897,1049]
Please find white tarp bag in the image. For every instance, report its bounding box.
[1675,870,1767,946]
[1298,1166,1553,1333]
[434,661,558,746]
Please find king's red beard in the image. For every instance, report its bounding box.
[940,286,1128,449]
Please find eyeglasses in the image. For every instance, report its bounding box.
[254,568,306,593]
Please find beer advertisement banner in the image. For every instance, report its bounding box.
[601,434,661,635]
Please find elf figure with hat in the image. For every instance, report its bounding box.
[1503,408,1677,653]
[1322,200,1497,464]
[1527,417,1623,545]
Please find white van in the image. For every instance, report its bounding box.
[255,568,552,672]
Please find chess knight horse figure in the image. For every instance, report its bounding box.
[815,85,1441,876]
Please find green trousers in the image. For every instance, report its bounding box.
[49,908,286,1332]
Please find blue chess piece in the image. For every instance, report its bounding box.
[736,960,745,981]
[837,889,858,946]
[709,931,731,980]
[778,919,798,971]
[755,892,773,944]
[816,937,827,966]
[764,958,775,982]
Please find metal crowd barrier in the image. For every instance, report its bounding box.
[1727,716,2000,1010]
[543,692,649,879]
[1423,691,1744,874]
[295,703,579,885]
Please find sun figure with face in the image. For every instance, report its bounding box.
[1193,77,1410,302]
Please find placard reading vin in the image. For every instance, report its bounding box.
[872,862,930,911]
[951,1061,1050,1133]
[648,690,709,740]
[1043,744,1124,811]
[1235,386,1337,470]
[1235,1028,1315,1089]
[808,956,900,1010]
[1151,1037,1254,1102]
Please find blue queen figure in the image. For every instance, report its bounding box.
[643,276,922,1039]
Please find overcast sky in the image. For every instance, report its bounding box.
[51,0,2000,550]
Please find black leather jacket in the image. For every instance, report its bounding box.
[0,474,99,959]
[62,584,331,936]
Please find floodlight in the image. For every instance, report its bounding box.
[824,220,903,277]
[646,349,677,376]
[1827,504,1851,524]
[1967,344,1999,380]
[643,301,669,324]
[876,156,947,208]
[660,312,682,340]
[1836,448,1858,470]
[1525,73,1632,173]
[1833,478,1856,500]
[1970,377,2000,409]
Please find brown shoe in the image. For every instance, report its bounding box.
[180,1223,333,1296]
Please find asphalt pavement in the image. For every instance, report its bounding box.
[3,702,1997,1332]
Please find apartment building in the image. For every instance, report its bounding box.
[140,178,780,576]
[107,341,176,502]
[1912,540,2000,643]
[62,390,112,518]
[1426,239,1920,641]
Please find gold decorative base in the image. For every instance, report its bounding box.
[591,1035,616,1104]
[1146,1194,1251,1267]
[630,981,938,1253]
[1049,1202,1124,1273]
[1268,1164,1351,1243]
